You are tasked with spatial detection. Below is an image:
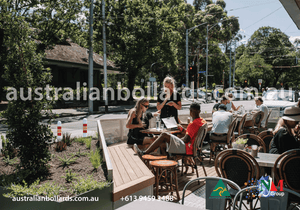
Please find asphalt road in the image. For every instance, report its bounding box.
[0,99,256,139]
[46,99,256,138]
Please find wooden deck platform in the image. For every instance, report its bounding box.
[108,142,217,202]
[108,143,155,202]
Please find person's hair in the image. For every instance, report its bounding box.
[190,102,201,112]
[221,95,228,102]
[228,93,233,98]
[163,76,176,89]
[218,104,227,111]
[255,96,263,103]
[128,97,149,119]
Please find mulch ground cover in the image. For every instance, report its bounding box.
[0,139,107,197]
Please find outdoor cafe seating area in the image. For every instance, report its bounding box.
[101,108,300,209]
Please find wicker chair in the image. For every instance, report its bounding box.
[235,134,267,153]
[260,109,272,131]
[244,111,264,134]
[233,186,300,210]
[234,113,247,137]
[209,117,238,162]
[258,130,274,153]
[181,177,242,210]
[173,123,208,179]
[215,149,260,210]
[273,149,300,193]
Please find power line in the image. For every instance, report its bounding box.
[244,6,282,30]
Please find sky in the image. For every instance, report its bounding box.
[186,0,300,45]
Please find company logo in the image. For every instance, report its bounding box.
[209,180,231,199]
[257,176,285,197]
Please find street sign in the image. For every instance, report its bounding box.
[199,71,206,73]
[149,77,156,82]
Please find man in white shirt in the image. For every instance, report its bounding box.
[210,104,233,140]
[253,97,269,127]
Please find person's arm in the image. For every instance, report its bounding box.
[231,103,240,111]
[181,133,191,143]
[273,118,284,135]
[166,101,182,110]
[126,110,143,129]
[157,99,168,111]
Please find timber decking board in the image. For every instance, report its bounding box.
[108,147,123,187]
[108,143,155,202]
[109,146,131,186]
[114,145,138,181]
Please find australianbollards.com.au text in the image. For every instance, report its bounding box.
[6,81,295,101]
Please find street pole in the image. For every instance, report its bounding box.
[233,43,236,88]
[102,0,108,113]
[186,22,207,89]
[205,24,208,101]
[88,0,94,114]
[229,48,231,88]
[186,30,188,87]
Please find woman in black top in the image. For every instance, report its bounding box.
[269,106,300,154]
[126,98,156,148]
[157,76,182,123]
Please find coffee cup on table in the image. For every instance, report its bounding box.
[251,145,258,157]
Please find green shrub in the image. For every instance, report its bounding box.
[74,137,87,145]
[3,179,62,198]
[85,137,91,149]
[72,149,88,157]
[62,133,74,146]
[88,149,101,170]
[1,135,15,158]
[61,169,78,183]
[2,156,18,166]
[57,154,78,167]
[235,138,248,145]
[70,175,111,195]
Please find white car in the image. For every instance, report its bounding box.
[262,90,297,116]
[228,89,254,100]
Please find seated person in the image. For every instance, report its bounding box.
[226,93,241,112]
[212,96,228,113]
[253,96,269,127]
[133,102,206,157]
[244,96,268,128]
[210,104,233,141]
[126,98,157,149]
[269,106,300,154]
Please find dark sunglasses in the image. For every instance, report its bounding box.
[142,104,149,108]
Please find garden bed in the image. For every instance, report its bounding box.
[0,136,108,198]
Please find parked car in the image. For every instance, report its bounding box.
[215,85,223,90]
[228,89,254,100]
[262,90,298,116]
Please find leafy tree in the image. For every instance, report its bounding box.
[177,2,239,87]
[193,0,213,11]
[244,26,295,87]
[93,0,186,99]
[235,52,272,87]
[0,3,54,182]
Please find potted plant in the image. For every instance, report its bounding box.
[232,138,248,150]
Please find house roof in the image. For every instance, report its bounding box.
[45,39,121,73]
[279,0,300,30]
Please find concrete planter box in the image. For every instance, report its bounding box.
[0,184,113,210]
